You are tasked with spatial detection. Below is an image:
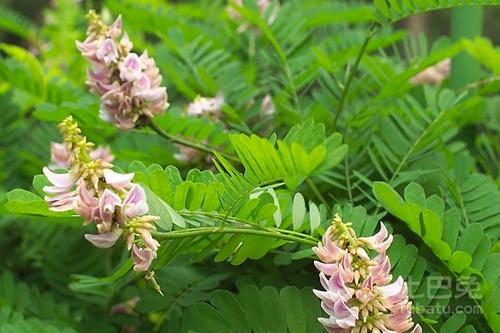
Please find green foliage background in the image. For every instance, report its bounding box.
[0,0,499,332]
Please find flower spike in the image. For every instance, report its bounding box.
[43,116,162,280]
[77,11,168,130]
[312,214,421,333]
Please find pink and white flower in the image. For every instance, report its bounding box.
[77,12,168,130]
[131,244,155,272]
[50,142,70,168]
[103,169,134,189]
[43,116,161,274]
[411,58,451,85]
[43,167,77,211]
[187,93,224,118]
[312,215,421,333]
[358,222,393,253]
[122,184,148,219]
[85,227,123,248]
[120,53,142,82]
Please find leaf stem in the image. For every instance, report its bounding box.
[153,226,318,246]
[148,121,240,163]
[332,25,376,130]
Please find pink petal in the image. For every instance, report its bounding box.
[373,222,388,242]
[43,167,74,187]
[122,184,148,218]
[103,169,134,189]
[50,142,70,168]
[131,244,155,272]
[314,261,338,276]
[120,53,142,82]
[85,228,123,248]
[134,87,166,102]
[139,229,159,251]
[333,299,350,318]
[379,276,404,298]
[43,185,72,194]
[89,146,114,163]
[96,38,118,64]
[99,189,121,223]
[49,203,75,212]
[107,15,122,38]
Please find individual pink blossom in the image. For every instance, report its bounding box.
[99,189,121,230]
[120,53,142,82]
[313,227,345,263]
[85,227,123,248]
[131,244,155,272]
[176,92,225,163]
[43,167,75,189]
[50,142,70,168]
[411,58,451,85]
[261,94,275,116]
[358,222,393,253]
[103,169,134,189]
[187,93,224,118]
[77,11,168,130]
[312,214,421,333]
[42,167,78,211]
[89,146,114,163]
[75,182,99,222]
[122,184,148,219]
[139,228,160,252]
[96,38,119,64]
[44,190,78,212]
[106,15,123,39]
[370,253,393,286]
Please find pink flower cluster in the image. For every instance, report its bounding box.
[312,215,421,333]
[43,116,160,272]
[76,11,168,130]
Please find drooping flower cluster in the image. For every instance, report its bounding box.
[411,58,451,85]
[76,11,168,130]
[312,214,421,333]
[43,116,160,273]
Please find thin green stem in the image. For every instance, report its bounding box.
[344,157,354,204]
[306,178,330,212]
[332,25,376,131]
[148,122,240,163]
[181,210,319,243]
[153,226,318,246]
